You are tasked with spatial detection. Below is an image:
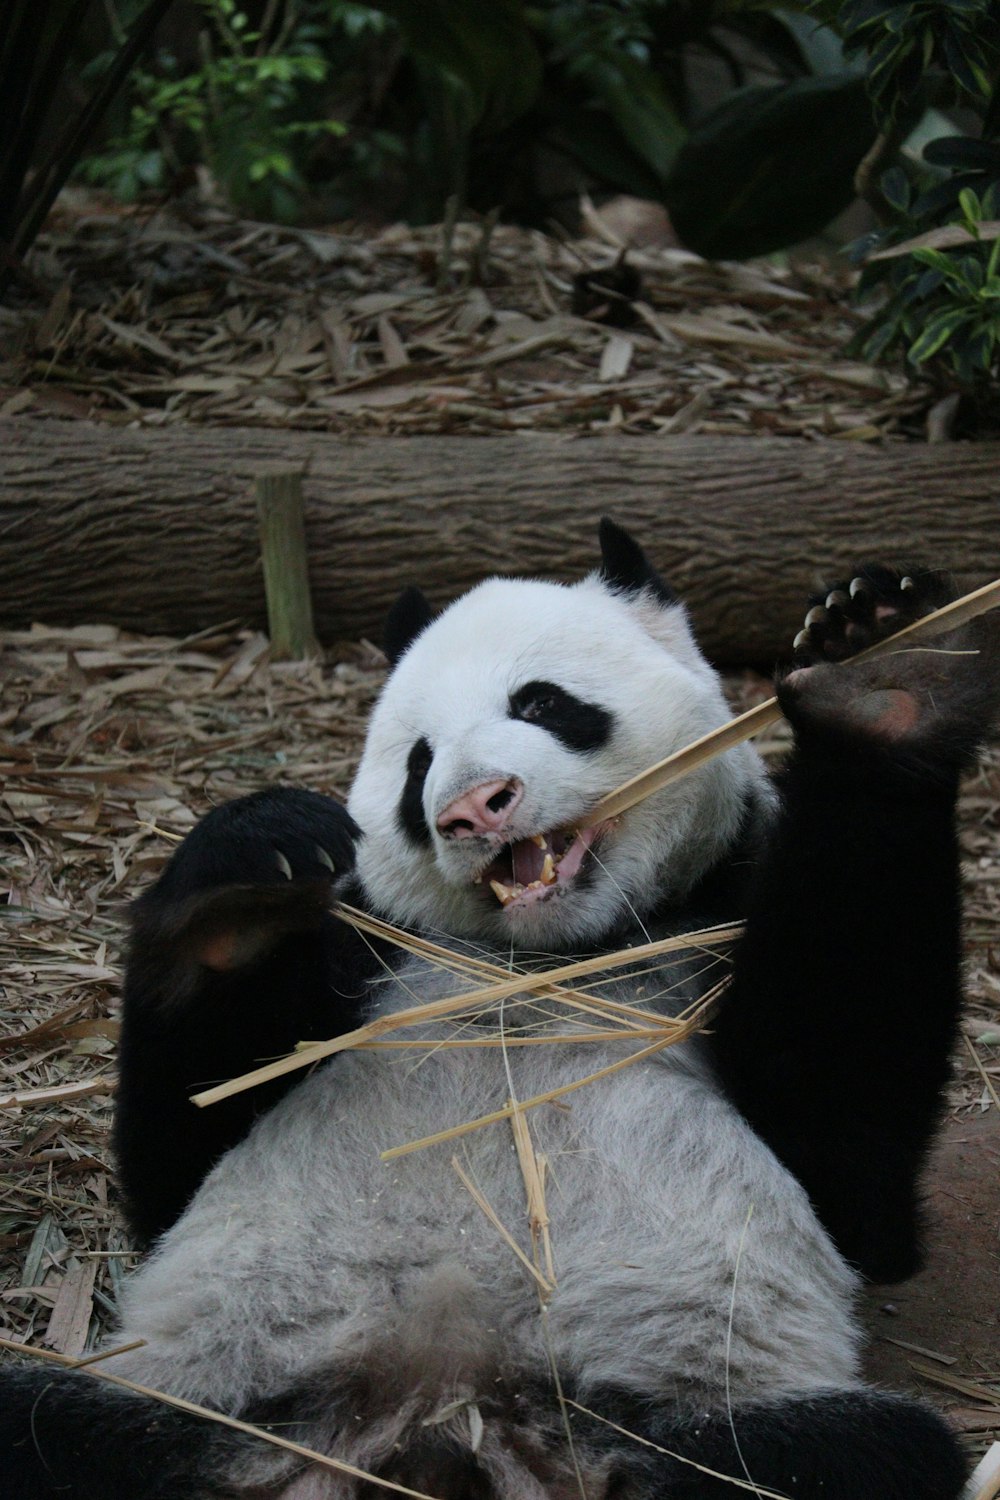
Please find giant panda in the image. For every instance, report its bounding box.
[2,521,996,1500]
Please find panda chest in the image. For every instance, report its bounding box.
[219,971,727,1281]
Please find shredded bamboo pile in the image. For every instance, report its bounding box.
[1,621,998,1468]
[0,193,933,439]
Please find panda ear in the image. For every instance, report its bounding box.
[598,518,677,605]
[384,587,435,666]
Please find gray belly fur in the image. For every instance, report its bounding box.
[111,960,860,1431]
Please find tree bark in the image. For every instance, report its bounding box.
[2,419,998,663]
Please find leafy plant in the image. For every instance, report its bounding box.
[833,2,1000,395]
[0,0,177,297]
[80,2,873,237]
[853,179,1000,388]
[821,0,1000,120]
[84,0,345,219]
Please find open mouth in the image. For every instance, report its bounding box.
[476,824,611,911]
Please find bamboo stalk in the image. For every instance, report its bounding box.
[581,576,1000,827]
[379,984,724,1161]
[966,1443,1000,1500]
[340,903,732,1029]
[0,1076,114,1110]
[360,1029,671,1049]
[191,925,738,1108]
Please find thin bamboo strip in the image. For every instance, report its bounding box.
[338,903,721,1029]
[360,1029,671,1049]
[0,1337,440,1500]
[344,911,741,1035]
[966,1442,1000,1500]
[450,1156,554,1297]
[341,907,651,1031]
[565,1397,789,1499]
[509,1105,555,1287]
[379,984,724,1161]
[0,1077,115,1111]
[964,1034,1000,1114]
[192,928,739,1108]
[581,576,1000,827]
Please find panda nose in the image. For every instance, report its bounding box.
[436,777,523,839]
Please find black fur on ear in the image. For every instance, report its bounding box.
[384,586,435,666]
[597,518,677,605]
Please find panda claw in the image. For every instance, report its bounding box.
[275,849,294,880]
[825,590,849,611]
[793,629,810,652]
[804,606,827,628]
[316,845,336,873]
[849,577,870,599]
[900,576,916,592]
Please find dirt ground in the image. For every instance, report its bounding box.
[864,1113,1000,1427]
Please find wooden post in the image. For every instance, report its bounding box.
[254,469,319,660]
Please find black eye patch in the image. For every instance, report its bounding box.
[508,680,614,753]
[397,736,433,845]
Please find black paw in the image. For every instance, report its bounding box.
[153,787,359,899]
[791,565,954,666]
[778,616,1000,767]
[134,788,361,969]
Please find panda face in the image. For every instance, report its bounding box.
[348,570,762,949]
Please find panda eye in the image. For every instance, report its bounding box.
[508,680,614,754]
[517,689,557,720]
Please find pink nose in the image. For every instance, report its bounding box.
[436,778,523,839]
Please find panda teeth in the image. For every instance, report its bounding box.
[540,854,556,885]
[489,879,518,906]
[531,834,547,849]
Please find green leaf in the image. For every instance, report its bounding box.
[910,248,977,291]
[880,164,911,212]
[569,50,685,184]
[546,106,670,203]
[663,74,878,261]
[958,187,984,226]
[908,308,971,363]
[370,0,542,129]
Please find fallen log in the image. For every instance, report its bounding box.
[2,419,998,663]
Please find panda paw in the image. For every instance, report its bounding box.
[133,788,361,971]
[777,612,1000,765]
[790,565,954,666]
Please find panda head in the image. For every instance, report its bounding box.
[348,521,764,950]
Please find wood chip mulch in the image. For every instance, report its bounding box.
[0,197,930,439]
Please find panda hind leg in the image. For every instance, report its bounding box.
[0,1363,255,1500]
[585,1387,968,1499]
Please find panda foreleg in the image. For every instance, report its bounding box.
[709,581,1000,1282]
[115,787,383,1246]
